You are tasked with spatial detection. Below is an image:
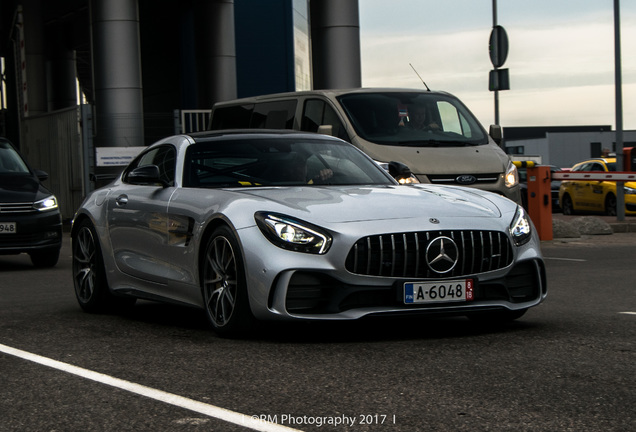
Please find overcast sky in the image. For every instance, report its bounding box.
[359,0,636,130]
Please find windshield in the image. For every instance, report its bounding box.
[338,92,488,147]
[0,141,31,174]
[184,137,396,188]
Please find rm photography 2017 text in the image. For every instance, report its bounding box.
[245,413,397,428]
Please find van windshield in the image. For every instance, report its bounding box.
[337,92,488,147]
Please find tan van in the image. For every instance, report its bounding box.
[208,88,520,202]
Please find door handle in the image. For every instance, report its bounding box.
[115,195,129,206]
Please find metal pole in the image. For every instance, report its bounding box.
[493,0,499,125]
[614,0,625,221]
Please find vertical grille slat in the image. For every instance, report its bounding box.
[390,234,396,277]
[365,237,372,275]
[401,234,408,277]
[346,229,513,278]
[414,232,421,276]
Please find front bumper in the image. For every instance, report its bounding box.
[268,258,546,320]
[0,211,63,255]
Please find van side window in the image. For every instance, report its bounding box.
[251,100,297,129]
[210,105,254,129]
[301,99,348,141]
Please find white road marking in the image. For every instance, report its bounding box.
[619,312,636,315]
[0,343,301,432]
[543,257,587,262]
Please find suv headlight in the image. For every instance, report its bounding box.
[33,195,58,212]
[505,161,519,188]
[510,206,532,246]
[255,212,332,254]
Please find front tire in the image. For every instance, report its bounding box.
[201,226,254,337]
[29,249,60,267]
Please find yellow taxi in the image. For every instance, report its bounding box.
[559,158,636,216]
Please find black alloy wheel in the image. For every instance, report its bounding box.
[202,226,253,337]
[72,219,133,312]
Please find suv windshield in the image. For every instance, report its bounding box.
[338,92,488,147]
[0,141,31,174]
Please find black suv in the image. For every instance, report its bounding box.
[0,138,62,267]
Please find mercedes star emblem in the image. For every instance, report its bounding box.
[425,236,459,274]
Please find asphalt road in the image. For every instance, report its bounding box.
[1,233,635,432]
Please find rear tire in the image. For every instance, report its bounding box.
[605,193,617,216]
[201,226,254,337]
[72,219,134,313]
[561,194,575,215]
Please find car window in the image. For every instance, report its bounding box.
[210,104,254,129]
[124,145,176,186]
[337,92,488,147]
[589,163,605,172]
[183,137,394,188]
[301,99,349,141]
[0,142,30,174]
[250,100,297,129]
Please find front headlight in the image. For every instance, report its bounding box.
[255,212,332,254]
[33,195,58,212]
[504,161,519,188]
[624,186,636,195]
[510,206,532,246]
[398,174,420,185]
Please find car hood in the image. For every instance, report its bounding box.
[234,184,504,223]
[357,142,509,175]
[0,174,51,203]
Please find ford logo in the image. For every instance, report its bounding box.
[456,175,477,185]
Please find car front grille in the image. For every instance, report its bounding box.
[426,173,500,185]
[345,230,513,278]
[0,202,34,214]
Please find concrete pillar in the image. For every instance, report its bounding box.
[90,0,144,147]
[194,0,237,106]
[22,0,47,116]
[310,0,361,89]
[47,33,78,111]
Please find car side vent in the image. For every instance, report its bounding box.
[345,230,513,278]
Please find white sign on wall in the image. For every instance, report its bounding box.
[96,147,145,167]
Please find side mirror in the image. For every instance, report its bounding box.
[34,169,49,182]
[388,161,413,182]
[127,165,167,187]
[489,124,503,145]
[317,124,334,136]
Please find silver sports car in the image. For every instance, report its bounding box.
[72,130,546,336]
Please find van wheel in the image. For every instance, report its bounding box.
[605,194,617,216]
[561,194,575,215]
